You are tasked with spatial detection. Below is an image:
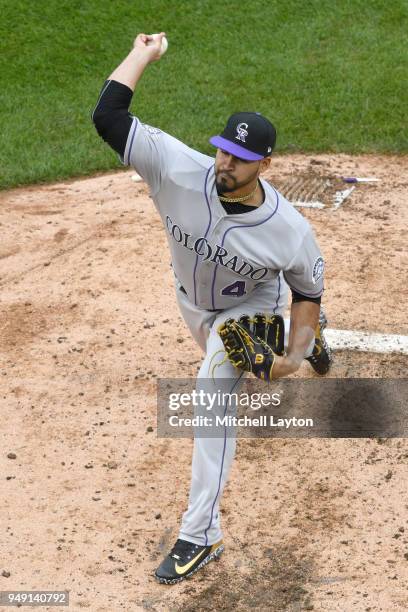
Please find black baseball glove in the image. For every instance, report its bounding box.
[218,313,285,382]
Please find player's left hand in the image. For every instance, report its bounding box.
[218,313,285,382]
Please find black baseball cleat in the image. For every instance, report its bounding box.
[305,310,333,375]
[154,538,224,584]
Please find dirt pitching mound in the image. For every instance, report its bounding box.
[1,154,407,611]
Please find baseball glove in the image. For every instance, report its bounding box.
[218,313,285,381]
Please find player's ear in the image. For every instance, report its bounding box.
[260,156,271,173]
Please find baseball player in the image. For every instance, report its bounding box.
[92,32,332,584]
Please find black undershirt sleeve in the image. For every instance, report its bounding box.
[92,80,134,157]
[291,289,322,305]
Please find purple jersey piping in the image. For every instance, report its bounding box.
[210,186,280,310]
[126,119,138,166]
[273,274,281,313]
[203,373,243,546]
[192,166,213,305]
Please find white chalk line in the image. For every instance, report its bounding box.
[325,329,408,355]
[292,200,325,209]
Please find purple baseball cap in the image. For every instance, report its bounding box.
[209,112,277,161]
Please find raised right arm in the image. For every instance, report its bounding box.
[91,33,166,157]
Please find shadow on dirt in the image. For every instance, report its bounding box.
[176,543,314,612]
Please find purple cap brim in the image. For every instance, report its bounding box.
[209,135,263,161]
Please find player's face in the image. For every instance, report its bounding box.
[215,149,262,193]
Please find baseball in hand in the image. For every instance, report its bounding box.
[151,33,168,56]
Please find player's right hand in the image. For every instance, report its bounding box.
[133,32,166,63]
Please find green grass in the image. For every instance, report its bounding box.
[0,0,407,189]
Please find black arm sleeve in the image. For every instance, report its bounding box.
[92,80,134,157]
[291,288,322,305]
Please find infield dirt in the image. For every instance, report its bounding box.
[1,154,407,611]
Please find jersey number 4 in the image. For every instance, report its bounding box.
[221,280,247,297]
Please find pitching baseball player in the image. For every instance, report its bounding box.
[92,32,332,584]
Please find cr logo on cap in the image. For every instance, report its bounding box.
[235,122,248,143]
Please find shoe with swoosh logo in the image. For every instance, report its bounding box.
[154,538,224,584]
[305,309,333,375]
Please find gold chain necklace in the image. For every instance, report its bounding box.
[218,182,258,203]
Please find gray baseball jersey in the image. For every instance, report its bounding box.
[122,117,324,310]
[118,114,325,550]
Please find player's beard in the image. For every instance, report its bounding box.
[215,167,259,195]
